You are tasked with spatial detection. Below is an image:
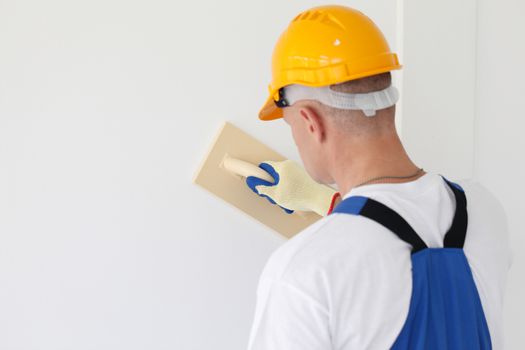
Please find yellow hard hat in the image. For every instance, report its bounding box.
[259,5,402,121]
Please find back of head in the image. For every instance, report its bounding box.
[312,72,397,138]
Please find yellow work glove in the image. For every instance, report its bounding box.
[246,160,340,216]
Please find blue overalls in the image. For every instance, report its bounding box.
[330,175,492,349]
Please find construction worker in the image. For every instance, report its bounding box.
[245,5,511,350]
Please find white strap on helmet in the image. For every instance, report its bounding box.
[283,84,399,117]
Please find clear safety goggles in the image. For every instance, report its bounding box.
[274,84,399,117]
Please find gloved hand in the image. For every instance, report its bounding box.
[246,160,340,216]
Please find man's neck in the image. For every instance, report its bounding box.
[330,134,424,197]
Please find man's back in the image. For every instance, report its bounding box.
[247,172,512,350]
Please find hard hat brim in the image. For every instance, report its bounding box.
[258,95,283,121]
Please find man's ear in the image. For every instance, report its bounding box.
[298,105,326,143]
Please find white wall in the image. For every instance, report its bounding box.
[0,1,398,349]
[401,0,477,179]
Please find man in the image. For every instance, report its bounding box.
[245,5,512,350]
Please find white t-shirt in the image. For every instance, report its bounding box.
[246,172,512,350]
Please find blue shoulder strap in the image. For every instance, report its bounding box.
[331,175,492,349]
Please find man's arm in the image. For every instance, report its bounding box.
[247,278,332,350]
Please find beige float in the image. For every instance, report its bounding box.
[193,122,321,238]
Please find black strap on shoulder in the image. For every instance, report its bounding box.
[440,175,468,249]
[358,198,428,254]
[332,176,468,253]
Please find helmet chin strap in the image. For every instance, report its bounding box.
[283,84,399,117]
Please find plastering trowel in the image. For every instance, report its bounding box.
[193,122,321,239]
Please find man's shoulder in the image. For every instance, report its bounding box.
[259,211,404,284]
[456,178,504,205]
[257,211,412,313]
[454,177,509,225]
[258,215,335,282]
[455,177,513,261]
